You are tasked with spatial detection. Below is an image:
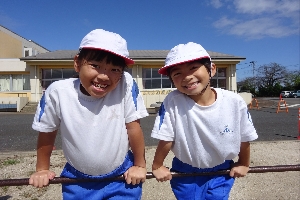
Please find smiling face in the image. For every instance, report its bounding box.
[74,51,125,98]
[169,60,216,103]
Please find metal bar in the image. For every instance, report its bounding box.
[1,164,299,187]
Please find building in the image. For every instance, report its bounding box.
[0,25,49,111]
[20,50,245,108]
[1,25,248,110]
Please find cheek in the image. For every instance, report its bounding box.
[110,74,122,84]
[172,77,181,86]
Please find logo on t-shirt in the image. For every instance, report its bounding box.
[220,125,233,135]
[108,108,120,120]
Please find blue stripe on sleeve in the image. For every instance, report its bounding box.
[131,80,139,110]
[38,94,46,122]
[247,110,253,124]
[158,103,165,130]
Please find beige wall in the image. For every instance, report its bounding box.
[0,92,31,101]
[0,31,23,58]
[0,59,28,71]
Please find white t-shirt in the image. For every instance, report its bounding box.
[151,88,258,169]
[32,72,148,175]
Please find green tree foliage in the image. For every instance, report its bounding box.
[238,62,299,97]
[237,77,256,94]
[282,70,300,90]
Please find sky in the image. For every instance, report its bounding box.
[0,0,299,81]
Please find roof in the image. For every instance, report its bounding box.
[20,50,245,61]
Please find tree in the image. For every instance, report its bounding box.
[255,63,287,96]
[238,62,299,96]
[282,70,300,90]
[237,77,256,94]
[256,63,287,87]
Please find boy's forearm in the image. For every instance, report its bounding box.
[128,131,146,168]
[127,120,146,168]
[36,131,57,171]
[152,140,172,170]
[237,142,250,167]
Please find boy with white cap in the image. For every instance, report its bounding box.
[29,29,148,199]
[151,42,258,199]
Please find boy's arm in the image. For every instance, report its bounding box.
[29,131,57,187]
[152,140,173,182]
[124,120,147,185]
[126,119,146,168]
[152,140,172,170]
[230,141,250,177]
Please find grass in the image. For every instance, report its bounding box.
[0,158,20,168]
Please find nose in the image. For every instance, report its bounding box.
[183,74,193,82]
[96,68,109,81]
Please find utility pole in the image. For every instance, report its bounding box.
[250,61,256,91]
[250,61,255,78]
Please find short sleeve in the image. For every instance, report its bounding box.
[124,74,148,123]
[32,87,61,133]
[151,96,175,141]
[239,99,258,142]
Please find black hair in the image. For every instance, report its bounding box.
[166,58,212,83]
[77,48,128,71]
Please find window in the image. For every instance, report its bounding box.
[24,48,32,57]
[0,74,30,91]
[0,75,10,91]
[211,68,226,89]
[142,68,174,89]
[24,50,30,57]
[41,68,78,90]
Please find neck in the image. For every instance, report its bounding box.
[190,87,217,106]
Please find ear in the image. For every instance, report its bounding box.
[210,63,217,78]
[74,55,81,72]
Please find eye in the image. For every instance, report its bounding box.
[190,65,199,70]
[172,72,180,77]
[111,68,122,73]
[90,64,100,69]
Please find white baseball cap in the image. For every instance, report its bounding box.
[79,29,134,65]
[158,42,211,75]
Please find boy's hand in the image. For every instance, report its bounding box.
[152,166,172,182]
[124,166,146,185]
[29,170,56,188]
[229,162,249,178]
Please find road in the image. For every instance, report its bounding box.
[0,98,299,152]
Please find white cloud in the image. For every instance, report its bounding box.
[210,0,223,8]
[211,0,300,39]
[233,0,278,14]
[213,16,236,28]
[231,18,296,39]
[233,0,299,15]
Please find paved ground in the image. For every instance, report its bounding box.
[0,98,299,152]
[0,98,299,199]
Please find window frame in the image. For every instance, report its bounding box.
[0,74,30,92]
[142,68,174,89]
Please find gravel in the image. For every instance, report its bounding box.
[0,140,299,200]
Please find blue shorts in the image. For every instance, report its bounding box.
[60,151,142,200]
[170,157,235,200]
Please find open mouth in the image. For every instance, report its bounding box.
[93,82,108,89]
[184,81,199,89]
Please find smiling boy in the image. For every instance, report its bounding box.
[29,29,148,199]
[151,42,258,199]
